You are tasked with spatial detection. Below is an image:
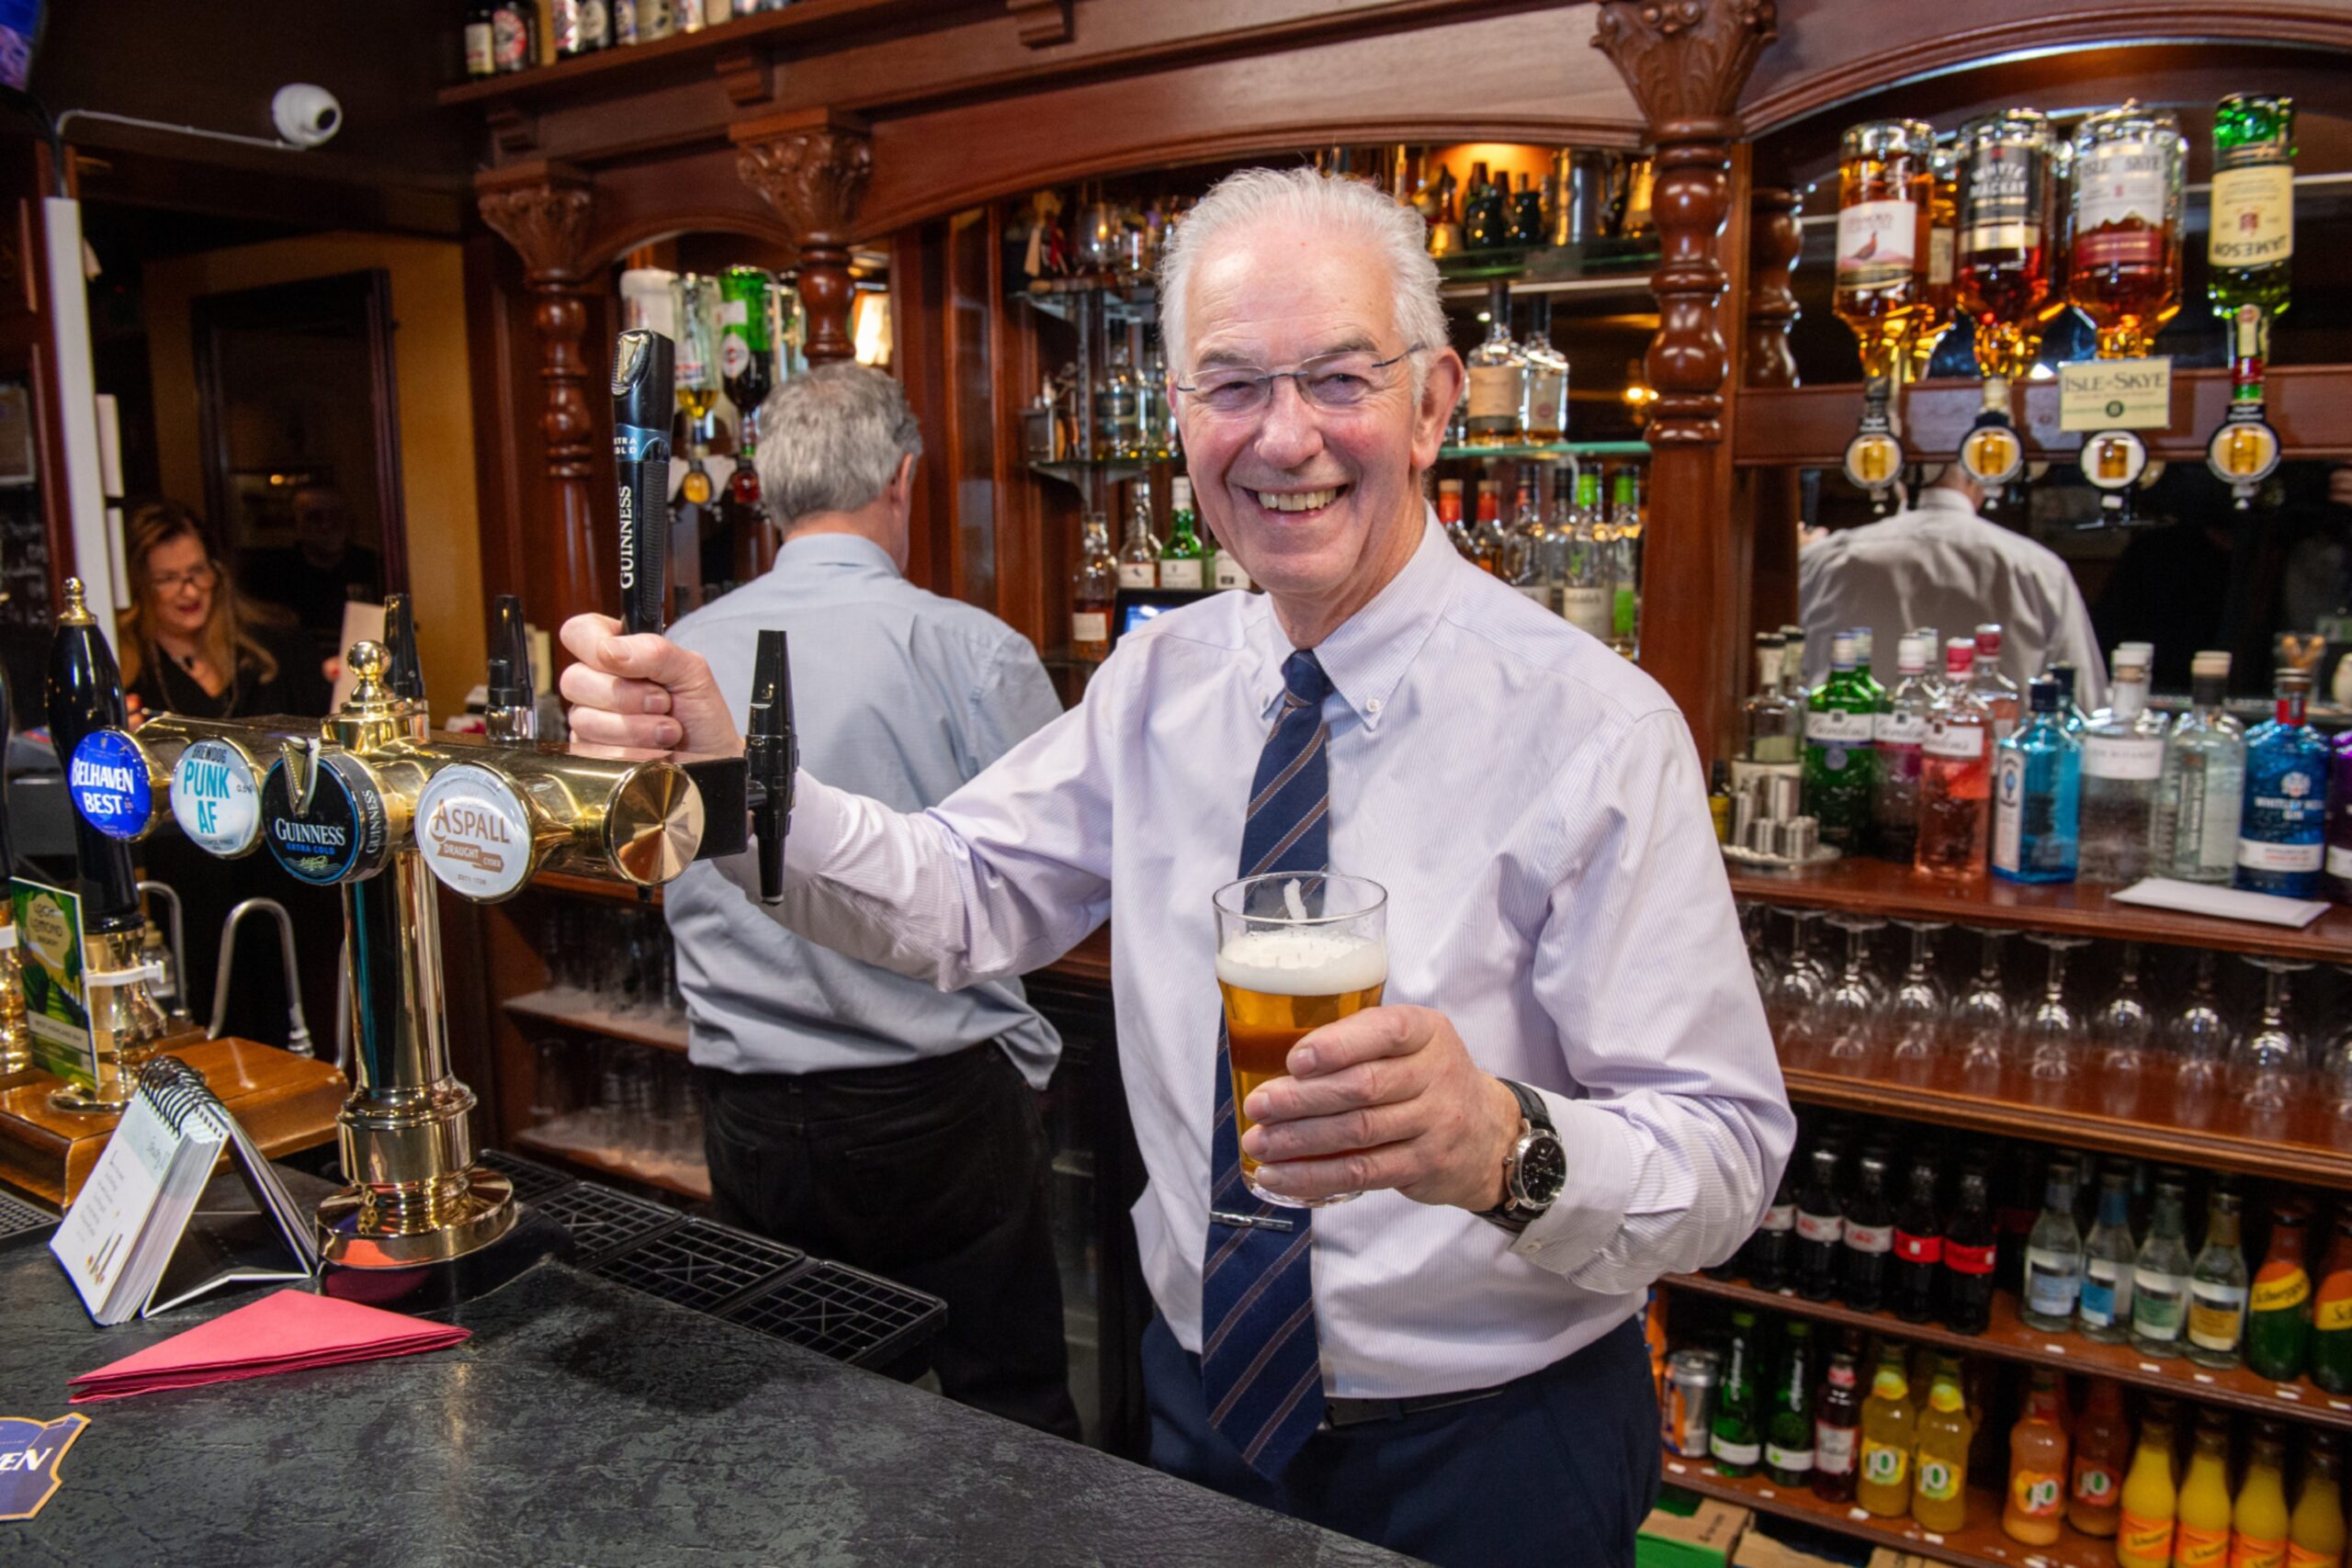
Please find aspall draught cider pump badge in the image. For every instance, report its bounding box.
[414,764,534,901]
[66,729,151,841]
[171,739,262,857]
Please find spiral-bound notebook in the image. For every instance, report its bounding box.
[50,1057,321,1325]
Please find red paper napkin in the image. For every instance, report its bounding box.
[68,1288,469,1402]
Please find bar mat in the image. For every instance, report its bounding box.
[0,1185,58,1248]
[721,1258,946,1371]
[475,1148,578,1203]
[589,1219,804,1314]
[533,1180,682,1267]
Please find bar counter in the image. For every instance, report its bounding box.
[2,1228,1409,1566]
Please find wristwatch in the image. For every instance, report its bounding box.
[1476,1077,1567,1235]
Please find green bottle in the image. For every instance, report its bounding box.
[718,265,775,451]
[2312,1209,2352,1393]
[2246,1200,2312,1382]
[1159,477,1207,592]
[1804,630,1882,852]
[2209,94,2294,330]
[1711,1308,1762,1478]
[1766,1319,1815,1486]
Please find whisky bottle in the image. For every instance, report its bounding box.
[1464,297,1526,446]
[2066,102,2187,360]
[1833,119,1936,384]
[1070,513,1115,662]
[1905,136,1960,378]
[1158,476,1206,591]
[1116,478,1161,592]
[2210,93,2294,329]
[1957,108,2060,382]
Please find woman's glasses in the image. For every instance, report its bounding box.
[149,562,219,593]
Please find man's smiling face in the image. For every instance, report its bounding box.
[1172,220,1459,639]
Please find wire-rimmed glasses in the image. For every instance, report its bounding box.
[1174,344,1427,418]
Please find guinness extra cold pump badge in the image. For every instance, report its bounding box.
[260,747,389,885]
[68,729,152,840]
[415,764,535,900]
[171,739,262,856]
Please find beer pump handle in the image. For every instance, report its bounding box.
[744,629,796,907]
[384,592,425,709]
[612,329,675,637]
[485,593,535,742]
[47,579,143,931]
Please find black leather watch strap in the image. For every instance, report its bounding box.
[1476,1077,1558,1235]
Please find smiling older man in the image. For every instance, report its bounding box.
[558,167,1791,1567]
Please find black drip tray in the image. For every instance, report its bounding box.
[533,1180,682,1266]
[721,1258,947,1370]
[0,1186,58,1248]
[475,1148,578,1203]
[589,1219,805,1314]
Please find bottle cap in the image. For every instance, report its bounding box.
[1896,635,1929,674]
[1830,631,1859,671]
[1973,623,2003,654]
[2029,675,2061,713]
[1438,479,1463,495]
[1943,637,1974,676]
[2116,640,2154,668]
[2049,662,2076,698]
[1853,629,1876,666]
[2279,668,2313,695]
[1172,476,1193,510]
[2190,650,2232,678]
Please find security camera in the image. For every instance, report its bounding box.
[271,85,342,149]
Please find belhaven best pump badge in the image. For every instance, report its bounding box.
[0,1413,88,1521]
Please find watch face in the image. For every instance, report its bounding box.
[1516,1131,1569,1209]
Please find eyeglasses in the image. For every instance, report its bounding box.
[149,563,218,593]
[1175,344,1425,418]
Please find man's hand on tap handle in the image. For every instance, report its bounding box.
[559,614,744,756]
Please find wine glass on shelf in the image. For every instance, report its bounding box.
[2014,933,2089,1081]
[2231,955,2312,1114]
[1807,915,1888,1061]
[2092,942,2155,1077]
[2167,949,2235,1097]
[1739,901,1779,999]
[1951,928,2014,1071]
[1885,919,1948,1059]
[2321,967,2352,1127]
[1769,908,1830,1046]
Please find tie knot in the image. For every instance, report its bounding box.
[1280,649,1332,710]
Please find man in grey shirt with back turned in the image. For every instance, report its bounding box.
[665,362,1079,1438]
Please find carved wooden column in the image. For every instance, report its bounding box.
[1594,0,1778,764]
[477,162,605,628]
[1745,186,1803,389]
[732,109,873,366]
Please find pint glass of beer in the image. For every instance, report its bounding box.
[1212,872,1388,1208]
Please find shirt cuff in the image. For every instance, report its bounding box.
[778,769,854,881]
[1507,1089,1636,1276]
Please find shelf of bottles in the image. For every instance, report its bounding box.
[1658,1105,2352,1568]
[458,0,791,83]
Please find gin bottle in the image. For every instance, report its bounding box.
[1873,634,1936,863]
[1994,676,2081,884]
[1804,631,1882,852]
[2079,649,2167,885]
[1916,638,1993,881]
[2237,667,2329,897]
[2154,651,2245,884]
[1972,623,2023,739]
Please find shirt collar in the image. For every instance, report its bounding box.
[775,531,900,576]
[1913,488,1980,520]
[1250,504,1459,733]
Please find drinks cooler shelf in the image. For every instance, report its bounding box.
[514,1122,712,1203]
[1664,1272,2352,1433]
[1664,1449,2112,1568]
[1729,862,2352,964]
[1776,1053,2352,1190]
[504,987,690,1055]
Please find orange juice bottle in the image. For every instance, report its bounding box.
[2119,1401,2182,1568]
[1911,1359,1973,1533]
[2177,1411,2236,1568]
[2235,1420,2292,1568]
[2069,1376,2132,1537]
[2291,1431,2347,1568]
[2002,1369,2070,1546]
[1857,1343,1918,1518]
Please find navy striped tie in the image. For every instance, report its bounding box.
[1201,648,1332,1475]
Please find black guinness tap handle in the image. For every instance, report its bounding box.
[47,579,142,931]
[490,594,532,707]
[745,629,796,907]
[612,329,675,637]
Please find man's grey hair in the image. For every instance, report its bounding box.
[752,362,923,530]
[1158,166,1447,397]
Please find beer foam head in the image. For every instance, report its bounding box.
[1215,927,1387,996]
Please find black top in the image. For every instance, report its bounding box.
[127,619,334,722]
[242,545,383,642]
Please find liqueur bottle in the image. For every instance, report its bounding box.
[1116,478,1162,591]
[1560,468,1613,643]
[1833,119,1935,502]
[1743,634,1802,766]
[2206,94,2294,506]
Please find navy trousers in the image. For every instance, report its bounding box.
[1144,1312,1661,1568]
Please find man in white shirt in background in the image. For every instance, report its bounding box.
[1801,463,2109,707]
[560,168,1791,1568]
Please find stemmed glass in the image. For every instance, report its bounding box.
[1886,919,1948,1059]
[2015,934,2090,1080]
[2093,942,2155,1077]
[2231,956,2312,1113]
[2168,949,2236,1095]
[1769,909,1830,1044]
[1809,916,1888,1060]
[1739,902,1778,1000]
[2321,965,2352,1124]
[1951,928,2014,1070]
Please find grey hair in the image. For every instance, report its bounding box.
[1158,166,1446,396]
[752,362,924,530]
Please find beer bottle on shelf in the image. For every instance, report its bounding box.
[2248,1200,2314,1382]
[2291,1432,2348,1568]
[1794,1145,1845,1303]
[2001,1369,2070,1547]
[2068,1377,2130,1539]
[2078,1165,2139,1343]
[1740,1158,1798,1291]
[1891,1157,1943,1323]
[1810,1336,1864,1505]
[1842,1150,1895,1312]
[1710,1309,1763,1478]
[1939,1168,1996,1334]
[1765,1319,1815,1487]
[2312,1209,2352,1393]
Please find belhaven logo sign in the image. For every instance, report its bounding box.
[0,1413,89,1521]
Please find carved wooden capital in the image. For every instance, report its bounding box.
[477,165,594,285]
[1745,185,1803,389]
[715,47,775,108]
[1008,0,1073,47]
[1591,0,1778,125]
[730,111,872,251]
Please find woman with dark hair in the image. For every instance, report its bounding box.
[119,500,331,719]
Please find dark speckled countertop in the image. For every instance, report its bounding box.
[0,1238,1414,1567]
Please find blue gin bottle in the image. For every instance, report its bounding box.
[2236,667,2329,897]
[1994,676,2081,884]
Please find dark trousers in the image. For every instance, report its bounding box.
[1144,1312,1660,1568]
[700,1043,1082,1440]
